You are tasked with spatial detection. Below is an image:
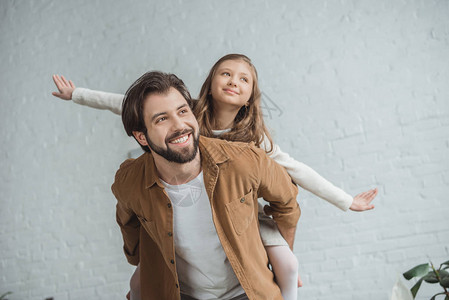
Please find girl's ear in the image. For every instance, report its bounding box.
[132,131,149,146]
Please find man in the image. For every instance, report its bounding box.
[112,71,300,300]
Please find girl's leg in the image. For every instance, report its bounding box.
[129,263,141,300]
[265,245,298,300]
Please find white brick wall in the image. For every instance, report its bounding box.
[1,0,448,299]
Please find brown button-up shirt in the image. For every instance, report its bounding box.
[112,136,300,300]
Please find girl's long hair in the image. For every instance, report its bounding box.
[194,54,273,153]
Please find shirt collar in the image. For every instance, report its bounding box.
[211,128,231,136]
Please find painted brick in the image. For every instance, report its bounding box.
[1,1,448,300]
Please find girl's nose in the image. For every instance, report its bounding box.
[227,77,237,86]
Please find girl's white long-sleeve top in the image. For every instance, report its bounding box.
[72,87,353,211]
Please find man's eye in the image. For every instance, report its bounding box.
[156,117,167,123]
[180,109,188,114]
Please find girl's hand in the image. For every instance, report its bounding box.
[52,74,75,100]
[349,188,378,211]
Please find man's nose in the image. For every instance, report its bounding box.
[171,115,186,131]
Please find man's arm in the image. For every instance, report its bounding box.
[275,222,296,251]
[115,201,141,265]
[254,147,301,250]
[112,167,141,266]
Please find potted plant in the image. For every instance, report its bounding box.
[402,260,449,299]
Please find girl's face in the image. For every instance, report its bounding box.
[210,59,254,110]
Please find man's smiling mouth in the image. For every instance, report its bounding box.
[170,134,190,144]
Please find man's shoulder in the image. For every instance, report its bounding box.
[200,136,265,164]
[112,153,148,193]
[116,154,146,175]
[201,135,261,152]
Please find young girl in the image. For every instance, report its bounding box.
[52,54,377,300]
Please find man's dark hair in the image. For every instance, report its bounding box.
[122,71,193,152]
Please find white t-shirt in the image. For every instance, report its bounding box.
[161,172,245,300]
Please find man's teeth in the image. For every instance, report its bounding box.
[171,135,189,144]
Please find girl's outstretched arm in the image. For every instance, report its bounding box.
[261,137,377,211]
[51,74,124,115]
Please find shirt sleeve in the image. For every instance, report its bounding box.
[115,201,140,266]
[112,163,141,266]
[254,147,300,229]
[260,136,353,211]
[72,87,124,115]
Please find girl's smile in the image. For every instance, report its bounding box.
[223,88,239,95]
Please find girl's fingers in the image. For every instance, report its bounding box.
[61,75,69,86]
[365,189,378,201]
[367,189,378,198]
[52,75,63,90]
[363,188,378,199]
[358,191,370,198]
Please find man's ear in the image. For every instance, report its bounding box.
[132,131,149,147]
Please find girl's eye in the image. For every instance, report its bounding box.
[179,109,188,114]
[222,72,230,76]
[241,77,248,83]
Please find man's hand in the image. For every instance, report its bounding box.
[349,188,378,211]
[52,74,75,100]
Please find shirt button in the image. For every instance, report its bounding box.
[170,259,175,264]
[167,203,172,208]
[168,232,173,237]
[240,198,245,203]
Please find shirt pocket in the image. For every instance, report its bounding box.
[137,215,157,239]
[225,189,255,235]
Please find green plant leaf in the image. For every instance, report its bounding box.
[430,292,446,300]
[0,292,12,300]
[441,260,449,270]
[424,271,440,283]
[440,271,449,288]
[404,264,430,280]
[411,278,424,298]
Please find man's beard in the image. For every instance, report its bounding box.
[145,128,199,164]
